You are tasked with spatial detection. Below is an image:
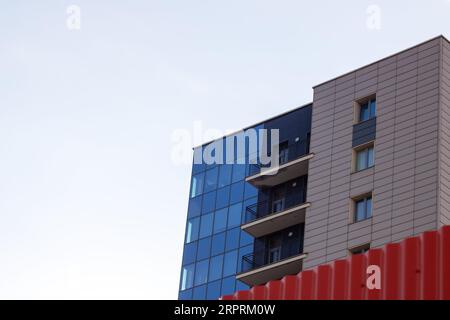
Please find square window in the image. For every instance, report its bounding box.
[354,144,374,172]
[225,227,240,251]
[193,284,207,299]
[356,96,376,123]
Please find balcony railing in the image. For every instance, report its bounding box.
[244,191,306,224]
[240,246,303,274]
[247,137,310,177]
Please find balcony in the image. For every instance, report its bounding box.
[246,140,313,188]
[242,191,310,238]
[236,248,307,287]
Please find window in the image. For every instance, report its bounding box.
[213,208,228,234]
[211,232,226,256]
[197,237,212,261]
[357,97,376,122]
[227,203,242,228]
[225,228,240,251]
[185,218,199,243]
[181,264,195,290]
[199,213,213,239]
[182,242,197,265]
[202,191,216,214]
[355,145,374,171]
[207,280,222,300]
[204,167,218,192]
[215,186,230,209]
[190,173,204,198]
[194,259,209,286]
[209,255,224,281]
[223,250,238,277]
[232,164,246,183]
[229,181,244,204]
[218,165,232,188]
[193,285,207,299]
[353,194,372,222]
[349,243,370,255]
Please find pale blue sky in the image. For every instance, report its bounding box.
[0,0,448,299]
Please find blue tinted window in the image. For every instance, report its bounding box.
[232,164,246,183]
[207,280,222,300]
[193,285,207,300]
[218,165,232,187]
[188,196,202,218]
[202,191,216,214]
[185,218,200,243]
[238,244,253,272]
[225,228,240,251]
[239,231,253,247]
[194,259,209,286]
[182,242,197,265]
[369,98,376,118]
[179,289,192,300]
[199,213,213,239]
[221,276,235,296]
[223,250,238,277]
[227,203,242,228]
[197,237,211,261]
[204,167,218,193]
[191,173,204,198]
[209,254,224,281]
[229,181,244,204]
[215,186,230,209]
[211,232,226,256]
[181,264,195,290]
[244,183,258,199]
[213,208,228,234]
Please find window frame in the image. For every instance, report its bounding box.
[354,95,377,124]
[352,141,375,173]
[351,193,373,223]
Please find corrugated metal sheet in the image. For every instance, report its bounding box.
[221,226,450,300]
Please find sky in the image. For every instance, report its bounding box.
[0,0,449,299]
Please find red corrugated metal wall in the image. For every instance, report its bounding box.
[221,226,450,300]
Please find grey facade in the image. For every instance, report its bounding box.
[304,35,450,269]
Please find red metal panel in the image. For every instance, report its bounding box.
[220,226,450,300]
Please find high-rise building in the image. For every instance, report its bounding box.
[178,35,450,300]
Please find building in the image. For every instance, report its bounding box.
[178,35,450,300]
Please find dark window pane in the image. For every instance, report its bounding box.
[199,213,213,239]
[232,164,246,183]
[227,203,242,228]
[225,227,240,251]
[239,231,253,247]
[204,167,219,193]
[238,244,253,273]
[355,199,366,222]
[191,173,204,198]
[209,254,224,281]
[370,99,376,118]
[185,218,200,243]
[223,250,238,277]
[193,284,207,299]
[359,103,369,122]
[230,181,244,204]
[211,232,226,256]
[221,276,235,296]
[213,208,228,234]
[207,280,222,300]
[194,259,209,286]
[202,191,216,214]
[181,263,195,290]
[188,196,202,218]
[182,242,197,265]
[197,237,212,261]
[179,289,192,300]
[218,165,233,187]
[366,197,372,218]
[215,186,230,209]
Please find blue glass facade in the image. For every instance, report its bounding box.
[179,105,312,300]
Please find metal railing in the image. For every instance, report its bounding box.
[247,137,310,176]
[244,190,307,224]
[240,246,303,273]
